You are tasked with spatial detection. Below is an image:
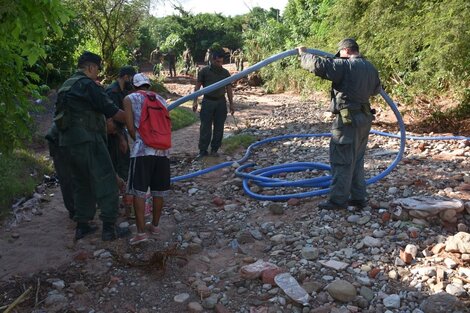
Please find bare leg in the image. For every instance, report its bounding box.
[152,196,163,226]
[133,196,146,233]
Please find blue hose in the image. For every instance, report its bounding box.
[169,48,470,200]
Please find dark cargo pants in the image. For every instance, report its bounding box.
[328,112,372,205]
[66,136,119,224]
[48,141,75,218]
[107,132,130,181]
[199,98,227,153]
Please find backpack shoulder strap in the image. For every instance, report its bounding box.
[134,90,157,102]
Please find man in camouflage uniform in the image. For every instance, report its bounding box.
[192,51,235,160]
[182,47,192,75]
[166,49,177,77]
[204,48,212,65]
[45,123,75,220]
[149,46,163,77]
[298,39,381,210]
[233,48,244,71]
[55,51,129,241]
[105,66,136,218]
[105,66,135,182]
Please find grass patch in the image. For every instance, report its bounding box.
[0,150,53,218]
[222,134,257,154]
[170,106,198,131]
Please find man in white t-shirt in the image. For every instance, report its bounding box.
[122,73,171,245]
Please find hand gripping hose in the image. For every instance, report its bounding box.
[168,49,469,201]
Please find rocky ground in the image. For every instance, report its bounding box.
[1,71,470,313]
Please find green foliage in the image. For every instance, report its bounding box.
[38,14,89,87]
[161,33,184,52]
[319,0,470,99]
[283,0,330,45]
[0,0,71,153]
[244,18,289,63]
[242,0,470,114]
[78,0,150,76]
[222,134,257,154]
[149,80,168,94]
[169,107,198,131]
[427,88,470,126]
[142,10,244,62]
[0,150,53,217]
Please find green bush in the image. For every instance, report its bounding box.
[0,150,53,218]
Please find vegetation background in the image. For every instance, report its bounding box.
[0,0,469,211]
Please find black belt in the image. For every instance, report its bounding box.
[204,95,225,101]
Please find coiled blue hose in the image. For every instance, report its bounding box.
[168,49,469,201]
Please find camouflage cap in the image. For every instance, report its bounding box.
[335,38,359,56]
[78,51,102,69]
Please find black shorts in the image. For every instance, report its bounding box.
[127,156,170,198]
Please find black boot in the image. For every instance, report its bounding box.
[102,222,131,241]
[75,222,98,240]
[348,199,368,209]
[318,200,348,210]
[194,150,208,161]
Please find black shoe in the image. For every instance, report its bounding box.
[102,223,131,241]
[194,151,208,161]
[318,200,347,210]
[210,150,219,157]
[348,199,368,208]
[75,223,98,240]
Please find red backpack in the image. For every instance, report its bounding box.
[135,90,172,150]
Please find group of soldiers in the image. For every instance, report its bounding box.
[149,47,177,77]
[149,46,245,77]
[149,47,191,77]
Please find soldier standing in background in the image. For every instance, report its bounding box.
[192,51,235,160]
[166,50,177,77]
[204,48,212,65]
[149,46,163,77]
[182,47,192,75]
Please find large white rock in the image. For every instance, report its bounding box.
[392,196,464,216]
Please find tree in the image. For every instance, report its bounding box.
[0,0,71,153]
[79,0,150,75]
[324,0,470,94]
[142,10,244,62]
[38,17,89,87]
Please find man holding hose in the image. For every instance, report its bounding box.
[298,38,381,210]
